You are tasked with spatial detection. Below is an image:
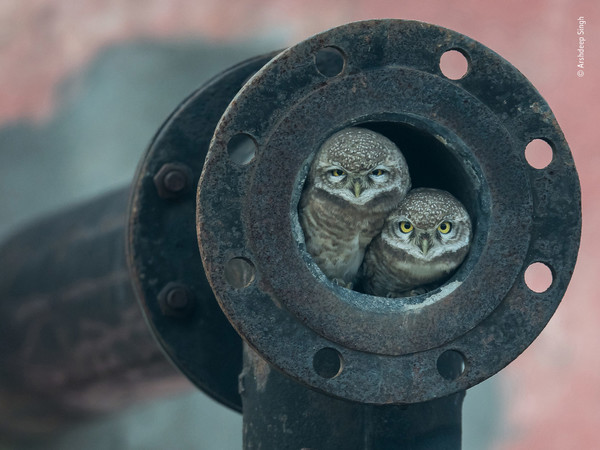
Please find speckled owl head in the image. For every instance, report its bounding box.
[308,127,411,210]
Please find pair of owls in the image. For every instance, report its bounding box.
[299,127,472,297]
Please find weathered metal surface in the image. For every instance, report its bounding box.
[197,20,581,404]
[0,52,277,437]
[241,344,464,450]
[153,162,194,199]
[0,18,582,448]
[127,52,277,412]
[0,189,188,436]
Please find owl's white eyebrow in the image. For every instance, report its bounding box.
[323,164,345,171]
[370,164,389,172]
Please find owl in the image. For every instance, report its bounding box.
[298,127,411,287]
[361,188,472,297]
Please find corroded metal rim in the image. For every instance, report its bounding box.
[198,20,581,403]
[127,53,277,412]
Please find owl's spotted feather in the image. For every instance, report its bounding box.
[299,127,411,286]
[361,188,472,297]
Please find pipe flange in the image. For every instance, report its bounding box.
[128,53,276,412]
[198,20,581,403]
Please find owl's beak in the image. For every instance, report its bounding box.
[353,181,362,198]
[419,237,431,256]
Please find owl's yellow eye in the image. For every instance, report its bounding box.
[438,221,452,234]
[371,169,385,177]
[399,221,413,234]
[330,169,346,177]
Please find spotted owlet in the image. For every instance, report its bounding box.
[361,188,472,297]
[298,127,411,287]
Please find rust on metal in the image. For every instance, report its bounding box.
[153,162,193,199]
[197,20,581,404]
[128,52,277,412]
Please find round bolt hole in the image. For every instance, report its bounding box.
[437,350,466,380]
[227,133,257,165]
[224,257,256,289]
[525,138,554,169]
[313,348,343,379]
[440,49,469,80]
[524,262,553,293]
[314,46,345,78]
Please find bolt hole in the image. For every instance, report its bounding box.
[227,133,257,165]
[525,139,553,169]
[439,49,469,80]
[437,350,466,380]
[314,46,345,78]
[313,348,343,379]
[524,262,553,293]
[224,257,256,289]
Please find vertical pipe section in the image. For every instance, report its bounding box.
[0,188,187,436]
[241,344,464,450]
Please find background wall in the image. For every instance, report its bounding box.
[0,1,598,449]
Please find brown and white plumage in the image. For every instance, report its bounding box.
[298,127,411,286]
[361,188,472,297]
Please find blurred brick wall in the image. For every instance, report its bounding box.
[1,1,598,448]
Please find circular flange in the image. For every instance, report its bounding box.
[197,20,581,403]
[127,53,277,412]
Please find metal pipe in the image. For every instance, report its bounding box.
[0,19,581,449]
[0,188,188,436]
[0,51,276,439]
[241,344,464,450]
[197,18,581,406]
